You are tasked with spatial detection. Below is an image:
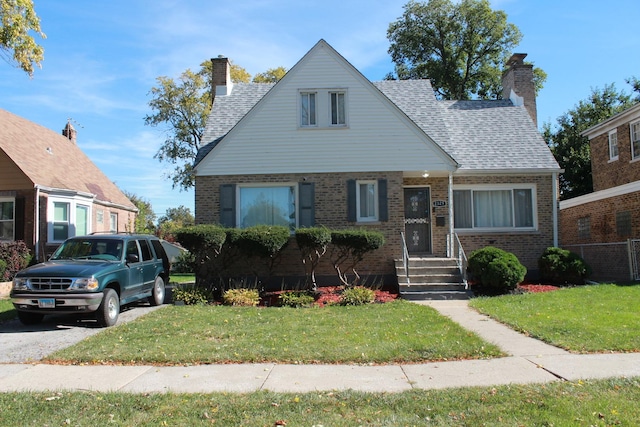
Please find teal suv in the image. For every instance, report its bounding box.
[11,234,170,327]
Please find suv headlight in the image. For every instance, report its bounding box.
[13,277,29,291]
[71,277,99,290]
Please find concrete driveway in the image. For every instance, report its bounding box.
[0,303,164,363]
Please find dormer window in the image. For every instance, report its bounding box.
[300,92,317,127]
[330,91,346,126]
[299,89,348,128]
[608,130,618,161]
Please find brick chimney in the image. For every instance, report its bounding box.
[502,53,537,127]
[62,120,77,143]
[211,55,233,104]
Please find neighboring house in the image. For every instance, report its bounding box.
[0,109,137,261]
[194,40,561,287]
[559,103,640,281]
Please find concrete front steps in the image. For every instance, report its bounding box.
[395,257,472,300]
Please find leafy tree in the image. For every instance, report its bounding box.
[0,0,45,76]
[145,60,275,191]
[252,66,287,83]
[387,0,545,100]
[543,83,637,200]
[157,205,194,241]
[123,191,156,234]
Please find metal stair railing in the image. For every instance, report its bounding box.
[448,233,468,288]
[400,231,410,284]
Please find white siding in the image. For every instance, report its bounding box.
[196,42,456,176]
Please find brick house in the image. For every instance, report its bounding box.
[194,40,561,291]
[0,109,137,261]
[559,103,640,281]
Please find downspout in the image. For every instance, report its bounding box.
[448,172,454,257]
[552,172,559,247]
[34,185,40,261]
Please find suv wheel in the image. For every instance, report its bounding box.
[96,288,120,327]
[17,311,44,325]
[149,276,165,306]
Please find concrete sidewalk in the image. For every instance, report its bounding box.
[1,300,639,393]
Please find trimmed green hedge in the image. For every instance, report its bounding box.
[468,246,526,294]
[538,247,591,285]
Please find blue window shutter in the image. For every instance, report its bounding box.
[219,184,236,227]
[347,179,357,222]
[298,182,315,227]
[378,179,388,222]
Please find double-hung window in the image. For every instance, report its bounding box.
[453,185,536,231]
[239,184,296,230]
[53,202,70,241]
[0,198,15,241]
[300,92,317,127]
[330,91,346,126]
[608,130,618,161]
[356,181,378,222]
[631,121,640,160]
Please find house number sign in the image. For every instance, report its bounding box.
[433,200,447,207]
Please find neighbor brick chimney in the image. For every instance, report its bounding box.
[502,53,537,127]
[211,55,233,104]
[62,120,77,143]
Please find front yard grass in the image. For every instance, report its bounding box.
[46,300,504,365]
[470,283,640,353]
[0,298,15,323]
[1,378,639,426]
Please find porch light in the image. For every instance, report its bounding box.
[422,171,430,178]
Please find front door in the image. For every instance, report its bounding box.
[404,187,431,254]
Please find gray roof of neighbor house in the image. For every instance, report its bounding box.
[196,79,560,172]
[0,108,137,210]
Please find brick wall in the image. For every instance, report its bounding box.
[452,174,556,274]
[590,123,640,191]
[196,171,405,283]
[196,172,557,282]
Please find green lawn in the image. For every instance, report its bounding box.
[47,300,504,364]
[470,283,640,353]
[0,298,15,323]
[1,378,639,426]
[169,273,195,284]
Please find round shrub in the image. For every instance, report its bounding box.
[279,290,316,308]
[340,286,376,306]
[538,247,591,285]
[468,246,526,294]
[223,288,260,306]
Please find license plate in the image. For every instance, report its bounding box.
[38,298,55,308]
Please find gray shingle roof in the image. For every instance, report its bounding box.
[196,79,560,172]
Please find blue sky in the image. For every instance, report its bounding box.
[1,0,639,219]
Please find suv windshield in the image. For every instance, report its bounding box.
[51,238,124,261]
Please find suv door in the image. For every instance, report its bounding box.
[137,238,157,293]
[125,239,144,299]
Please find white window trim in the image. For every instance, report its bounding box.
[608,129,619,162]
[47,195,93,243]
[356,180,379,223]
[236,182,299,229]
[0,197,15,241]
[299,91,317,128]
[109,212,118,233]
[328,90,347,127]
[453,183,538,232]
[631,121,640,161]
[298,88,348,129]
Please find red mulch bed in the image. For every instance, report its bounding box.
[518,283,560,293]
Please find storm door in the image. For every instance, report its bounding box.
[404,187,431,254]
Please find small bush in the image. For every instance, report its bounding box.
[468,246,526,294]
[172,284,214,305]
[538,247,591,285]
[279,291,316,308]
[223,288,260,306]
[340,286,376,306]
[0,259,6,281]
[0,240,32,281]
[330,229,385,286]
[295,227,332,290]
[171,251,195,274]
